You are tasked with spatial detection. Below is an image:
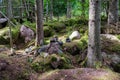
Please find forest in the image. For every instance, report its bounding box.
[0,0,120,80]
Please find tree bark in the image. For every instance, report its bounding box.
[108,0,119,25]
[50,0,53,20]
[35,0,44,46]
[66,0,71,19]
[8,0,13,50]
[87,0,101,68]
[45,0,49,22]
[22,0,29,17]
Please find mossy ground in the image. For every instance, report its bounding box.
[0,19,120,80]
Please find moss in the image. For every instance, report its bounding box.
[116,35,120,40]
[0,36,9,44]
[44,26,54,37]
[63,42,81,55]
[23,21,36,31]
[101,37,120,53]
[47,22,66,32]
[78,34,88,51]
[63,19,77,26]
[11,27,20,42]
[63,18,88,26]
[31,54,73,72]
[0,27,9,36]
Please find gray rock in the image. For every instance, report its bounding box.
[69,31,80,40]
[37,45,49,54]
[101,34,120,42]
[0,18,7,23]
[24,46,34,55]
[20,25,34,43]
[102,52,120,72]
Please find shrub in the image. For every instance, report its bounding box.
[44,26,54,37]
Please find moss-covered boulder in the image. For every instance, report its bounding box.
[63,42,81,55]
[63,33,88,55]
[31,54,73,72]
[101,34,120,72]
[39,68,120,80]
[101,34,120,53]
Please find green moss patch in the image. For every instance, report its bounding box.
[31,54,73,72]
[101,37,120,53]
[44,26,54,37]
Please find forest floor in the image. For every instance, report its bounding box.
[0,19,120,80]
[0,34,120,80]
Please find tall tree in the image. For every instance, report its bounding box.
[87,0,101,67]
[66,0,71,19]
[50,0,53,20]
[46,0,49,22]
[8,0,13,53]
[108,0,119,25]
[35,0,44,46]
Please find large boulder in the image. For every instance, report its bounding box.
[20,25,34,43]
[32,54,73,72]
[102,52,120,73]
[101,34,120,53]
[101,34,120,42]
[69,31,80,40]
[101,34,120,72]
[63,42,80,56]
[0,18,8,29]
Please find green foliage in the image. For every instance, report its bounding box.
[116,35,120,40]
[44,26,54,37]
[78,34,88,51]
[31,54,73,72]
[23,20,36,31]
[110,44,120,52]
[63,18,88,27]
[64,19,77,26]
[45,21,66,32]
[94,61,102,69]
[12,26,20,41]
[72,0,89,17]
[0,36,9,44]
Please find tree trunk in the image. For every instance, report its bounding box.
[66,0,71,19]
[8,0,13,50]
[22,0,29,17]
[35,0,44,46]
[87,0,101,68]
[108,0,119,25]
[50,0,53,20]
[46,0,49,22]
